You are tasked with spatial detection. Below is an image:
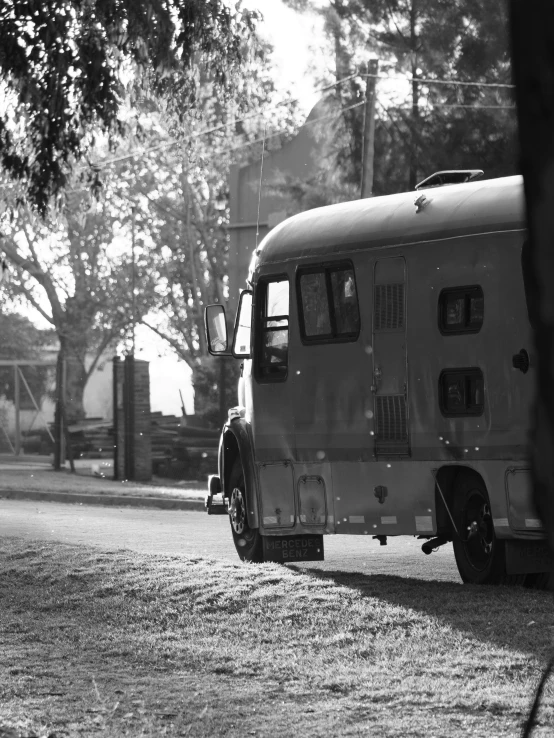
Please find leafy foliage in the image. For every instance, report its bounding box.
[282,0,516,198]
[0,311,53,405]
[1,185,160,420]
[0,0,261,215]
[191,356,241,428]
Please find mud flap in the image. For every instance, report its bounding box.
[263,534,324,563]
[505,540,554,575]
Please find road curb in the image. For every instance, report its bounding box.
[0,489,206,511]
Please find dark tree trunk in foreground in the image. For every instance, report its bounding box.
[510,0,554,555]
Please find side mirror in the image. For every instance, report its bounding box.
[232,290,253,358]
[205,304,230,356]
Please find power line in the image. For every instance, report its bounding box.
[225,100,365,154]
[405,103,515,110]
[91,72,362,170]
[92,72,513,170]
[361,73,514,89]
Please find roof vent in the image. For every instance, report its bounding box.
[415,169,484,191]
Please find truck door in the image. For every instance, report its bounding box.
[372,256,410,457]
[251,275,296,530]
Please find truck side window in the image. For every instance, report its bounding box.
[298,264,360,342]
[257,278,289,380]
[438,286,484,334]
[439,368,484,416]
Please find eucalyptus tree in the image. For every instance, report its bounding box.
[0,0,262,215]
[101,62,299,423]
[1,183,159,421]
[0,0,274,421]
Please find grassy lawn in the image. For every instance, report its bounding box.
[0,537,553,737]
[0,470,204,499]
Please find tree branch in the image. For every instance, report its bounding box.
[11,280,55,325]
[84,331,115,382]
[141,318,196,369]
[1,235,65,323]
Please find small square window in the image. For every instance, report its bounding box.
[439,286,484,334]
[439,368,484,416]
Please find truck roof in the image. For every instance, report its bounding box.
[255,175,525,268]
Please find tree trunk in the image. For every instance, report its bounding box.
[62,346,87,424]
[510,0,554,554]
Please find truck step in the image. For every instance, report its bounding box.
[205,493,228,515]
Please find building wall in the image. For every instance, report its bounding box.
[227,98,335,316]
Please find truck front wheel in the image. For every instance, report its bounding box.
[228,458,263,563]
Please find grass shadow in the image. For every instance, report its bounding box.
[288,566,554,660]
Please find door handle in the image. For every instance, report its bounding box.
[371,364,382,393]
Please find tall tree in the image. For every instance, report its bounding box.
[0,0,261,215]
[0,42,297,422]
[88,44,299,386]
[1,184,159,420]
[283,0,516,197]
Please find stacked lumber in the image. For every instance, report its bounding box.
[151,412,219,478]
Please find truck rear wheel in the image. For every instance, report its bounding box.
[228,458,263,563]
[452,473,521,585]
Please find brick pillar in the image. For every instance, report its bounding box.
[113,356,152,482]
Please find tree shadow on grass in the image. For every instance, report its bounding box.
[288,566,554,660]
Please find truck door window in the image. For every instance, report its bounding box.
[299,272,332,336]
[298,264,360,342]
[257,278,289,380]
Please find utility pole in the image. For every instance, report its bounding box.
[131,204,136,358]
[361,59,379,199]
[409,0,419,190]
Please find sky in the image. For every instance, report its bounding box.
[241,0,327,113]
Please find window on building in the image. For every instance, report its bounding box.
[298,264,360,342]
[439,368,484,416]
[439,286,484,334]
[256,278,289,380]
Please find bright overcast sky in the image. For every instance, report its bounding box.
[241,0,327,114]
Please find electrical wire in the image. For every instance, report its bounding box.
[361,73,514,89]
[225,100,365,155]
[90,71,362,170]
[255,122,267,250]
[91,72,513,170]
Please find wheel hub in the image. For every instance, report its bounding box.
[464,496,494,570]
[229,487,246,535]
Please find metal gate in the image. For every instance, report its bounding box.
[0,360,57,458]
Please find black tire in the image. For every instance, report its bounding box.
[452,473,523,585]
[228,458,263,563]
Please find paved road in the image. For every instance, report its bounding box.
[0,498,462,583]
